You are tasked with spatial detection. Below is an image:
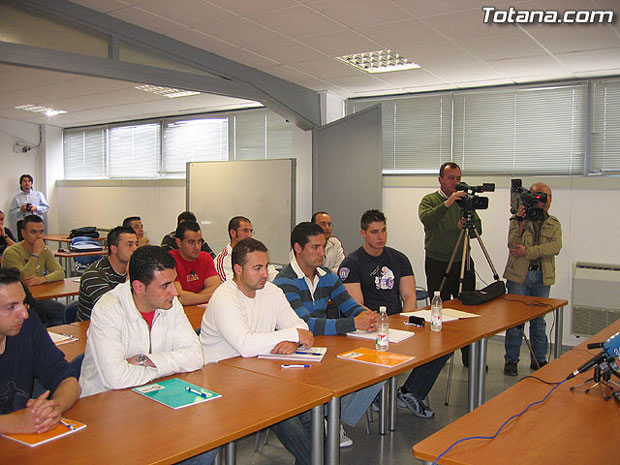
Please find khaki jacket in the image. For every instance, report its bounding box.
[503,215,562,286]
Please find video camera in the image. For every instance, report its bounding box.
[455,182,495,211]
[25,203,34,212]
[510,179,548,221]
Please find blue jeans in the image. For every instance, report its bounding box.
[505,271,550,364]
[177,448,217,465]
[402,354,451,399]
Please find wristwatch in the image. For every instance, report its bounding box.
[136,354,148,366]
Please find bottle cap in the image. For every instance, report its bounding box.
[379,305,387,313]
[434,291,440,296]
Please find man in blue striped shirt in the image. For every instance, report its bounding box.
[275,222,381,448]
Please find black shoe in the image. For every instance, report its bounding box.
[530,360,547,370]
[504,361,518,377]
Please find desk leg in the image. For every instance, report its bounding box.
[214,447,222,465]
[467,341,479,412]
[326,396,341,465]
[311,404,324,465]
[476,338,487,407]
[225,441,236,465]
[388,376,397,431]
[379,382,388,435]
[554,306,564,359]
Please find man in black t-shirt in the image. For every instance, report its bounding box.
[339,209,450,419]
[0,268,80,434]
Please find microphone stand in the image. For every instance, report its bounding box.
[570,358,620,404]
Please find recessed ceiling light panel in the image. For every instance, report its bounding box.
[15,104,67,115]
[336,49,420,73]
[135,84,200,98]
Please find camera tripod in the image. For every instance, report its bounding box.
[570,359,620,405]
[439,209,500,296]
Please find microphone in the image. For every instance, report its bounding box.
[567,332,620,379]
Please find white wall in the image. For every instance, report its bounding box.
[0,118,41,232]
[383,176,620,347]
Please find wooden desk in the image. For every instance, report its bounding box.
[413,320,620,465]
[0,364,332,465]
[54,249,106,276]
[28,277,80,300]
[184,305,206,330]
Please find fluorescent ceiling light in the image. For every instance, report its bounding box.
[15,104,67,115]
[336,50,420,73]
[135,84,200,98]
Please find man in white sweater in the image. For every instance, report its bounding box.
[201,238,314,465]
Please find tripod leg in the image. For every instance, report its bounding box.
[471,227,500,281]
[519,327,539,369]
[439,228,466,294]
[458,234,469,295]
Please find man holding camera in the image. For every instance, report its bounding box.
[10,174,49,241]
[419,162,481,365]
[503,182,562,376]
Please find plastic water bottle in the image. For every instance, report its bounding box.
[431,291,443,332]
[376,306,389,351]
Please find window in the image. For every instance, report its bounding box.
[63,109,291,179]
[348,82,588,176]
[591,79,620,174]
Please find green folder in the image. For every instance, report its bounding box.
[132,378,221,409]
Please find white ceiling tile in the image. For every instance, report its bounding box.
[0,65,76,93]
[166,28,228,51]
[110,6,186,35]
[462,32,547,60]
[421,9,514,41]
[556,48,620,73]
[261,65,335,90]
[211,47,281,69]
[371,69,447,87]
[453,78,516,89]
[306,0,413,28]
[487,55,571,77]
[137,0,235,27]
[325,74,397,93]
[206,0,299,16]
[522,23,620,54]
[392,0,492,18]
[289,58,366,79]
[300,30,382,56]
[245,41,327,65]
[356,19,447,50]
[194,18,287,47]
[250,5,345,38]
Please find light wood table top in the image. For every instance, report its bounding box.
[28,277,80,300]
[54,249,107,258]
[413,320,620,465]
[0,364,332,465]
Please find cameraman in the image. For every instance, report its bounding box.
[419,162,482,366]
[10,174,49,241]
[503,182,562,377]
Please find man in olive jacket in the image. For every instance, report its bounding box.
[503,182,562,376]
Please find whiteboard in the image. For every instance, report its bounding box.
[187,159,296,265]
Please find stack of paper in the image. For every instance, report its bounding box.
[2,418,86,447]
[47,331,79,345]
[346,328,414,343]
[258,346,327,362]
[133,378,221,409]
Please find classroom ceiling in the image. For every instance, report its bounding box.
[2,0,619,128]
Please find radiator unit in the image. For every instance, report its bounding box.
[571,262,620,337]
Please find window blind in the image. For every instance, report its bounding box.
[591,79,620,174]
[63,128,105,179]
[108,123,160,178]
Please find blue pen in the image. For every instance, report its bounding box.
[281,364,311,368]
[60,419,76,431]
[185,386,208,398]
[295,351,323,356]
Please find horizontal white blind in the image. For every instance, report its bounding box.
[591,79,620,173]
[234,110,266,160]
[266,111,292,159]
[454,85,585,175]
[63,128,105,179]
[108,123,160,178]
[163,118,228,175]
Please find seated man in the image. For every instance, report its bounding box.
[0,268,81,434]
[201,238,314,465]
[215,216,277,282]
[77,226,138,322]
[169,221,220,305]
[122,216,149,248]
[2,215,66,326]
[80,246,211,464]
[0,209,17,256]
[161,211,215,259]
[274,221,383,447]
[312,211,345,273]
[339,209,450,419]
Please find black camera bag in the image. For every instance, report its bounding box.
[458,280,506,305]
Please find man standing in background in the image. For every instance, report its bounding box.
[311,211,345,273]
[10,174,49,241]
[419,162,481,366]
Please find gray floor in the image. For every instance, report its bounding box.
[226,336,550,465]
